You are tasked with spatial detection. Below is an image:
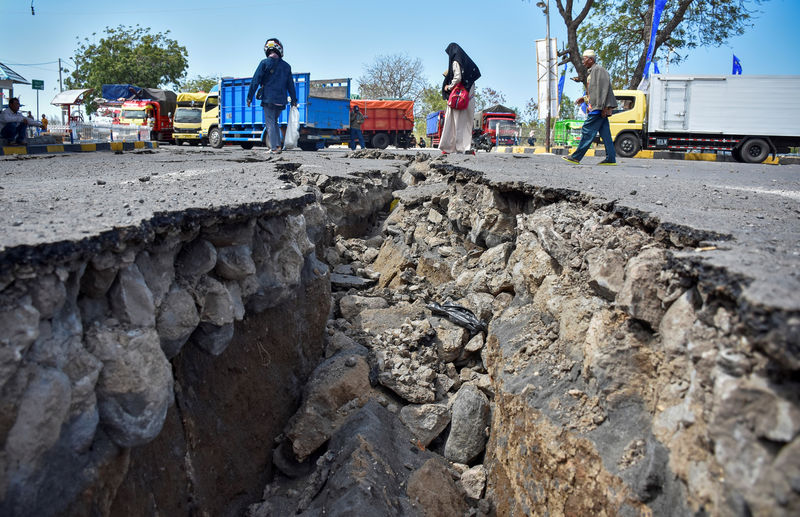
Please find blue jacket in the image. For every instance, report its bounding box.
[247,57,297,107]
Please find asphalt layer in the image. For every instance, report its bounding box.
[1,145,798,312]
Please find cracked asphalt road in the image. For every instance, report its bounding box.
[1,145,798,312]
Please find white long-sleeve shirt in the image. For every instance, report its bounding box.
[0,107,42,133]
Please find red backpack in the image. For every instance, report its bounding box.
[447,83,470,110]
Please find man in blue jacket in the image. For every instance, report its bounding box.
[247,38,298,153]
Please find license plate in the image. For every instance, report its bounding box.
[656,138,668,146]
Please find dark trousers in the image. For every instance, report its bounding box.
[570,112,616,162]
[349,128,366,150]
[262,104,283,150]
[1,122,27,143]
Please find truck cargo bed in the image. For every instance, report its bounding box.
[647,75,800,137]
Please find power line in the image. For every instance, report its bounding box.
[4,61,60,66]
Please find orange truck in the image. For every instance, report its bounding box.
[349,99,415,149]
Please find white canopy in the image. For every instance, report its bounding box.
[51,88,93,106]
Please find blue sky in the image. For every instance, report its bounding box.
[2,0,798,119]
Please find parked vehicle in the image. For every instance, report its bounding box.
[209,74,350,150]
[117,88,177,142]
[426,110,444,148]
[173,91,208,146]
[553,119,583,147]
[200,84,220,147]
[610,75,800,163]
[349,99,415,149]
[472,104,517,151]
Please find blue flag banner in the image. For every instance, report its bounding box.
[644,0,668,79]
[732,54,743,75]
[653,60,661,74]
[557,63,567,105]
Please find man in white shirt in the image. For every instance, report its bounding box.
[0,98,42,145]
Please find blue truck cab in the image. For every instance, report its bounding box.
[219,74,351,150]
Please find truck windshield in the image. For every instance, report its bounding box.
[613,96,636,114]
[174,108,202,123]
[121,110,146,120]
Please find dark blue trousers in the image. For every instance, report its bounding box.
[570,112,616,162]
[1,122,27,143]
[349,128,366,150]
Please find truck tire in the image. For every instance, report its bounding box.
[372,132,390,150]
[731,147,744,162]
[209,127,223,149]
[614,132,641,158]
[240,142,254,150]
[740,138,769,164]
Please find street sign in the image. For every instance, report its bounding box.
[31,80,44,90]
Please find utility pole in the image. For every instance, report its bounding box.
[537,0,552,153]
[58,58,64,123]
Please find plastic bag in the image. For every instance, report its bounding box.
[426,301,486,336]
[284,106,300,149]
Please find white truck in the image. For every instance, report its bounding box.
[609,75,800,163]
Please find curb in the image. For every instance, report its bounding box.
[493,145,795,165]
[1,141,159,156]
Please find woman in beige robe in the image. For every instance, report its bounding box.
[439,43,481,154]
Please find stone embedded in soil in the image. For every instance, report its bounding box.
[406,458,469,517]
[460,464,487,499]
[285,350,374,461]
[330,272,376,289]
[85,326,173,448]
[399,403,451,447]
[445,384,490,464]
[338,295,388,321]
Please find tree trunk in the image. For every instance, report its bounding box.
[627,0,694,88]
[556,0,595,88]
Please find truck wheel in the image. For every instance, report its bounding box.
[372,132,390,149]
[209,127,223,149]
[731,147,744,162]
[614,133,641,158]
[740,138,769,164]
[240,142,254,150]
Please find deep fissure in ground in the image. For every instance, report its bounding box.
[1,151,797,517]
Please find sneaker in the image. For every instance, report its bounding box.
[441,150,449,155]
[464,150,475,155]
[561,155,580,165]
[597,159,617,165]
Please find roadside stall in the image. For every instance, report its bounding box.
[50,89,93,142]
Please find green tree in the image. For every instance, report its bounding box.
[579,0,767,89]
[559,93,575,119]
[65,25,188,112]
[180,75,218,93]
[413,84,447,137]
[543,0,767,90]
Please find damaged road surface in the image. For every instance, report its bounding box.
[1,146,799,517]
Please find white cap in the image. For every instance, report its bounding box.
[582,49,597,59]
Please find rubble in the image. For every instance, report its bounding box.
[2,150,797,516]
